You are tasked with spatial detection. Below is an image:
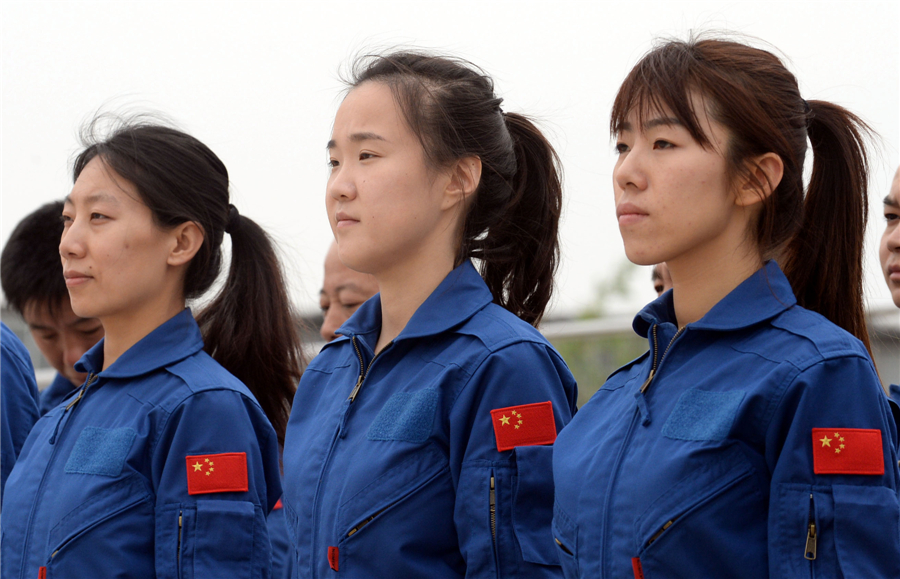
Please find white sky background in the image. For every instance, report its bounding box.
[2,0,898,319]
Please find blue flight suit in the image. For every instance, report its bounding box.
[552,261,900,578]
[283,261,578,578]
[1,322,41,500]
[268,497,293,579]
[39,373,78,416]
[1,309,282,579]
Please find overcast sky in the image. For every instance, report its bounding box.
[2,0,898,318]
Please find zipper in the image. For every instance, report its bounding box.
[639,325,685,395]
[347,338,393,403]
[646,517,678,547]
[489,474,497,542]
[804,494,817,560]
[346,504,391,537]
[50,372,98,444]
[554,537,574,557]
[177,510,183,577]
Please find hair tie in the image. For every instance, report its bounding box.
[802,99,811,114]
[225,204,240,234]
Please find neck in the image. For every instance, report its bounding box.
[99,289,186,371]
[668,236,763,328]
[373,248,456,354]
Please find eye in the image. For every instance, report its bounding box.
[653,140,674,150]
[61,214,73,226]
[342,302,362,311]
[328,158,340,169]
[886,211,899,223]
[80,326,103,336]
[90,212,109,221]
[615,142,629,154]
[359,152,376,161]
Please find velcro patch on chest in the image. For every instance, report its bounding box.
[661,389,745,441]
[185,452,249,495]
[65,426,136,477]
[490,401,557,452]
[367,388,439,444]
[812,428,884,475]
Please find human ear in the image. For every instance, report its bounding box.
[167,221,204,267]
[442,156,482,210]
[736,153,784,207]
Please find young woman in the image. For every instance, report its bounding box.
[1,122,303,579]
[282,53,578,578]
[551,37,900,578]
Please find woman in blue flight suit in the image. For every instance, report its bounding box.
[551,37,900,579]
[282,53,578,578]
[1,122,303,579]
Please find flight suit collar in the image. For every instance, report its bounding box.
[74,308,205,379]
[336,260,493,344]
[633,261,797,337]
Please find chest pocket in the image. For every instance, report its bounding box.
[635,444,768,578]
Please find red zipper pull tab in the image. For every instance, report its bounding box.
[632,557,644,579]
[328,546,339,571]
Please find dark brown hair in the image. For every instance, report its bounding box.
[74,120,303,445]
[347,52,562,326]
[611,37,873,353]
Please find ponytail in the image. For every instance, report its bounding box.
[782,101,873,352]
[472,112,561,326]
[196,214,304,447]
[350,52,562,326]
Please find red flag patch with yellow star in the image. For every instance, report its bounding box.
[490,401,557,452]
[185,452,249,495]
[812,428,884,475]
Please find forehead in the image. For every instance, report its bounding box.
[332,82,410,142]
[23,298,81,327]
[66,157,140,206]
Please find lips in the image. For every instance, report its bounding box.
[63,270,92,287]
[887,264,900,282]
[616,202,648,226]
[335,211,359,228]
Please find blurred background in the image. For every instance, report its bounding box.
[3,0,898,397]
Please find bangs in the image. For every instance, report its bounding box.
[610,41,713,148]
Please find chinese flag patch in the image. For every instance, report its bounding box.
[185,452,249,495]
[812,428,884,475]
[490,401,557,452]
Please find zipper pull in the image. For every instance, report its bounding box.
[639,369,655,394]
[634,390,652,426]
[805,493,817,560]
[50,372,97,444]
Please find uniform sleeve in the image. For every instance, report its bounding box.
[1,324,41,499]
[151,389,282,579]
[767,354,900,578]
[450,341,577,578]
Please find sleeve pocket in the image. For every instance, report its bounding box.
[552,500,578,578]
[512,445,559,565]
[832,485,900,578]
[192,500,265,578]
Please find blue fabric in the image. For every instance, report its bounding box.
[65,427,136,476]
[1,322,40,500]
[1,309,281,579]
[284,261,578,578]
[40,373,79,416]
[552,262,900,579]
[661,389,745,441]
[367,388,438,443]
[890,384,900,407]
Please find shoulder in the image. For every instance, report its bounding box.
[760,304,871,370]
[455,303,554,353]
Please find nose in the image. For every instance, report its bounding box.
[326,164,357,202]
[613,146,648,193]
[319,306,341,343]
[62,336,86,370]
[59,217,86,260]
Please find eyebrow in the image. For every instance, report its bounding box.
[617,117,683,133]
[884,194,899,208]
[326,132,388,150]
[63,192,120,206]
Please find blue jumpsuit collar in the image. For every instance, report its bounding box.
[634,261,797,336]
[74,308,204,379]
[335,260,494,343]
